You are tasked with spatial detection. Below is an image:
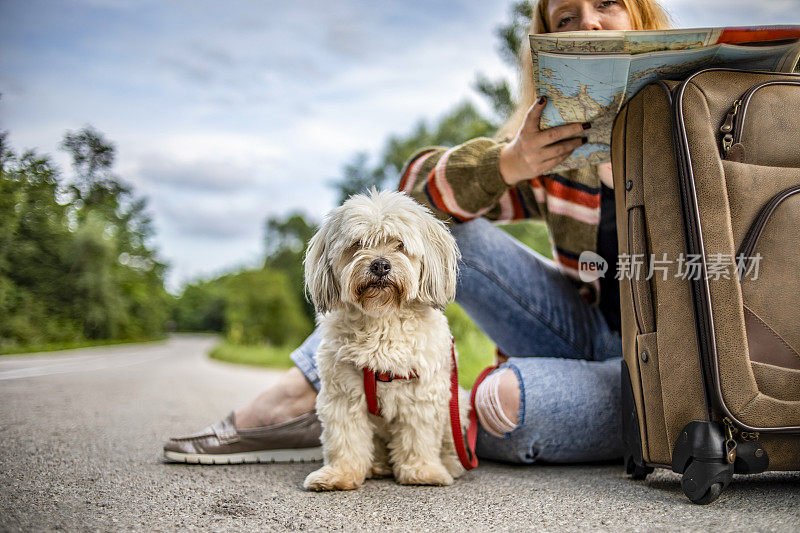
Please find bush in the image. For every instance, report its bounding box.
[223,269,313,346]
[172,279,227,333]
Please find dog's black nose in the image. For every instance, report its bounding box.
[369,258,391,277]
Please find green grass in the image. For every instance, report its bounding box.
[209,340,296,369]
[498,219,554,259]
[445,303,496,389]
[0,336,166,356]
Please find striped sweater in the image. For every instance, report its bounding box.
[398,137,614,305]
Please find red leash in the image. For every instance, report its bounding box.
[452,346,496,470]
[362,341,497,471]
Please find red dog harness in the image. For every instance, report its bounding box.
[362,341,496,471]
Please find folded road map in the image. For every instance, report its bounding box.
[530,26,800,172]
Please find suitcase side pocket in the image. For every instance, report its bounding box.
[737,184,800,372]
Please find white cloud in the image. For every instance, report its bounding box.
[660,0,800,26]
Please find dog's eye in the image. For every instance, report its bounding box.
[397,241,405,251]
[344,242,360,256]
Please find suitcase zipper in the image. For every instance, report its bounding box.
[723,418,738,464]
[736,184,800,277]
[720,80,800,158]
[719,100,741,156]
[672,68,800,434]
[670,75,717,423]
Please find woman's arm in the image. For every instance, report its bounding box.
[399,139,541,223]
[399,97,589,224]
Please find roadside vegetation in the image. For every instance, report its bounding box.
[0,337,164,356]
[0,128,169,354]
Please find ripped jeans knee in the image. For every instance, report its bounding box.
[474,368,522,438]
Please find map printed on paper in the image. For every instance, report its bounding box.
[529,26,800,172]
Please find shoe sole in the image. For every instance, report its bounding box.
[163,446,323,465]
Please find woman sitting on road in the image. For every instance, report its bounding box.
[164,0,672,466]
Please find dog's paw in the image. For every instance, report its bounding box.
[303,466,364,491]
[394,463,454,486]
[441,453,466,479]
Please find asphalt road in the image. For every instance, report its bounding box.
[1,335,798,532]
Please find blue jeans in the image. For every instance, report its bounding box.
[291,218,623,464]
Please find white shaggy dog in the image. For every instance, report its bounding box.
[303,189,468,491]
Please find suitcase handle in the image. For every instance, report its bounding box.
[627,206,656,334]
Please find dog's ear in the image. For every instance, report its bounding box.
[304,214,340,314]
[417,214,460,310]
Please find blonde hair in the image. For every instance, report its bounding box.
[495,0,672,141]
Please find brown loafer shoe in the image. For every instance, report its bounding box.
[163,411,323,464]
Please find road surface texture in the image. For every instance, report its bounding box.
[1,335,798,532]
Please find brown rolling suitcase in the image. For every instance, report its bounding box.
[611,68,800,504]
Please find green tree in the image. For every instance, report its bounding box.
[473,74,514,122]
[0,134,83,346]
[0,127,170,350]
[61,127,159,259]
[172,278,227,332]
[264,212,318,320]
[224,269,312,346]
[69,211,124,339]
[174,211,320,340]
[331,101,496,203]
[473,1,534,122]
[495,1,535,67]
[264,212,317,265]
[59,126,169,340]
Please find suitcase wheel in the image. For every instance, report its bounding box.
[680,458,732,504]
[624,454,654,480]
[688,482,723,505]
[621,362,653,480]
[672,421,735,505]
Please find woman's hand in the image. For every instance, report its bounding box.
[498,96,590,186]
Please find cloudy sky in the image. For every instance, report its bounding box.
[1,0,798,292]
